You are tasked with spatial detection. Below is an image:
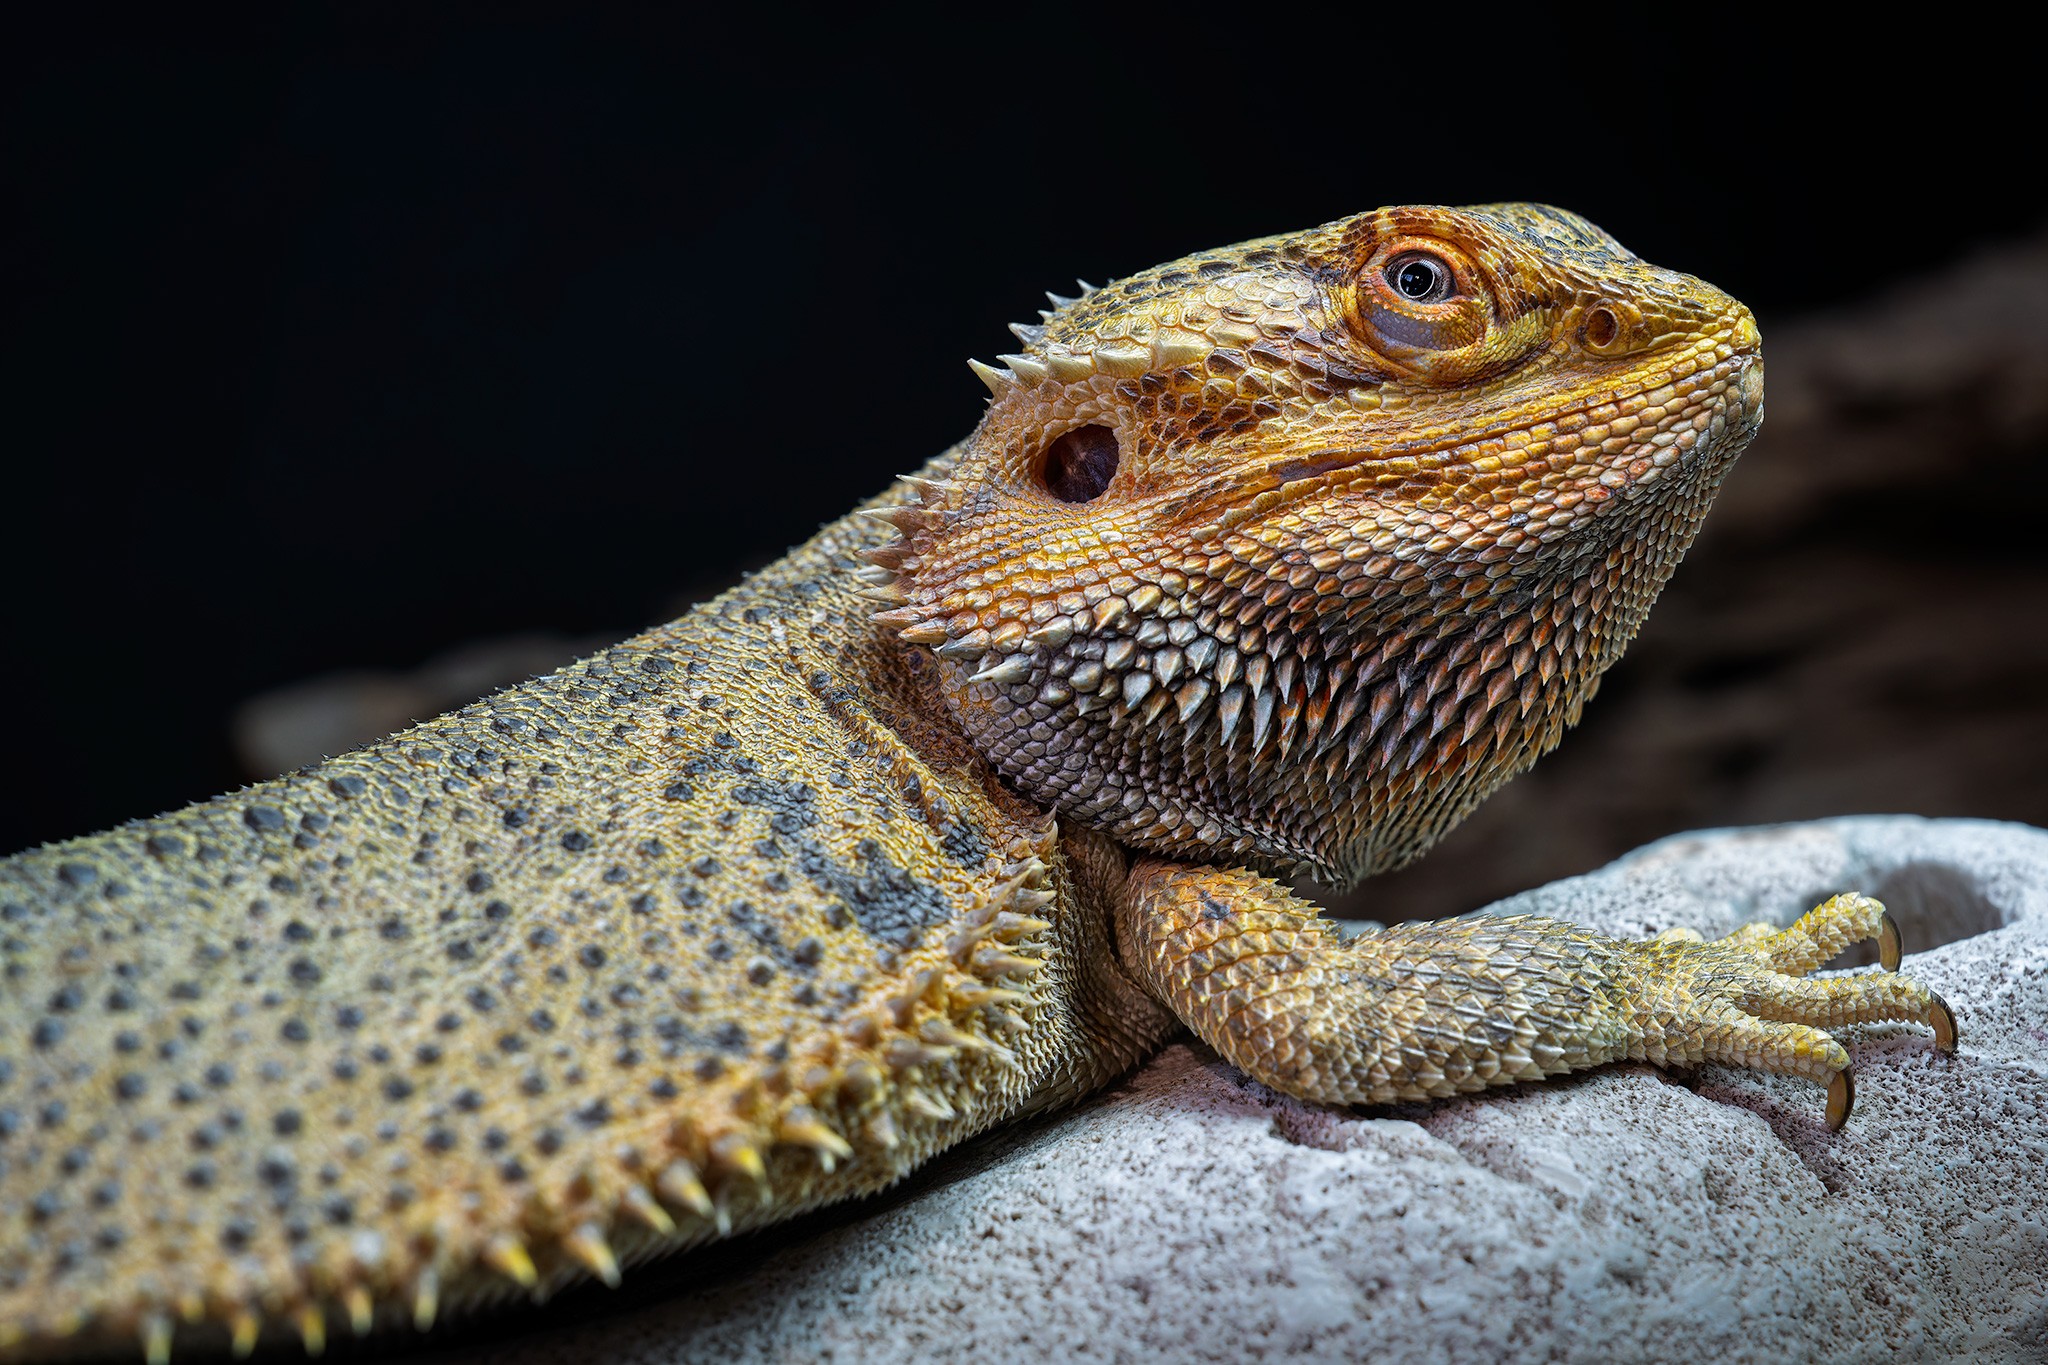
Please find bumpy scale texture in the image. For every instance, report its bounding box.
[0,205,1956,1361]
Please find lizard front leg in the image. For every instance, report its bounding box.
[1113,860,1957,1127]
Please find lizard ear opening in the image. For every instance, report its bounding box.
[1038,424,1120,503]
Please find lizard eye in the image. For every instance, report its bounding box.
[1351,236,1490,362]
[1385,251,1457,303]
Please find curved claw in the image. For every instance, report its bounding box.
[1929,991,1959,1051]
[1826,1066,1856,1129]
[1878,910,1903,972]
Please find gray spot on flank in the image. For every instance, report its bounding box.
[798,838,952,949]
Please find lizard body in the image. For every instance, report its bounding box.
[0,204,1955,1361]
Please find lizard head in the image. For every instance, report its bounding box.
[866,204,1762,886]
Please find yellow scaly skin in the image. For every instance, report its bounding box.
[0,205,1955,1361]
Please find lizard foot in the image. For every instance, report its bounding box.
[1631,893,1957,1128]
[1117,863,1955,1130]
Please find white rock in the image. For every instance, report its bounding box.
[426,817,2048,1365]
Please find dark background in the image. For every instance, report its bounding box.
[5,9,2045,903]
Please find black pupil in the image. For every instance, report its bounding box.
[1394,259,1442,300]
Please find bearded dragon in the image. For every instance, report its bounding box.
[0,204,1957,1362]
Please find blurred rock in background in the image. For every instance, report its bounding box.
[229,235,2048,922]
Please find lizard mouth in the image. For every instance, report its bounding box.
[1201,349,1762,536]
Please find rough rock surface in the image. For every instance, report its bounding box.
[415,816,2048,1365]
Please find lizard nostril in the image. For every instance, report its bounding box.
[1039,425,1120,503]
[1583,306,1621,351]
